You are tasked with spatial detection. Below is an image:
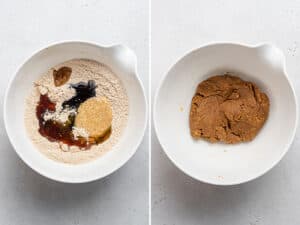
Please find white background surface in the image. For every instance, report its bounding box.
[3,0,300,224]
[152,0,300,225]
[0,0,148,225]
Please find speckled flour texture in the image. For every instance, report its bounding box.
[24,59,129,164]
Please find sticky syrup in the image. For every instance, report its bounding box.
[36,80,110,149]
[36,94,89,148]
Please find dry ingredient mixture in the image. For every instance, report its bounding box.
[25,59,128,164]
[189,74,269,144]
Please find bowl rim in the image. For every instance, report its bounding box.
[4,39,148,183]
[153,41,299,186]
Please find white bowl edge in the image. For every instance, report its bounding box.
[4,40,148,183]
[153,42,299,186]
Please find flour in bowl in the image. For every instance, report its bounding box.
[24,59,129,164]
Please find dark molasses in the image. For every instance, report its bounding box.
[62,80,96,109]
[36,80,110,149]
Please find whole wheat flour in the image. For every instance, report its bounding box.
[24,59,129,164]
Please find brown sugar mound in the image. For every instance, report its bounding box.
[75,97,112,138]
[189,74,269,144]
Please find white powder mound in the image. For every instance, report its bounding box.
[37,83,75,103]
[24,59,129,164]
[72,126,89,140]
[43,107,77,123]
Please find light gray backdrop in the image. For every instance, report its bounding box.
[152,0,300,225]
[0,0,149,224]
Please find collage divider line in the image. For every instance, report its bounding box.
[148,0,152,223]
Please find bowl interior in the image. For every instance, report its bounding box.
[5,42,147,183]
[154,44,297,185]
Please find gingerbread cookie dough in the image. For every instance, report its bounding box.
[189,74,269,144]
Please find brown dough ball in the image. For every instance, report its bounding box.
[189,74,269,144]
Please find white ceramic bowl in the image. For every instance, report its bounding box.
[4,41,147,183]
[154,43,298,185]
